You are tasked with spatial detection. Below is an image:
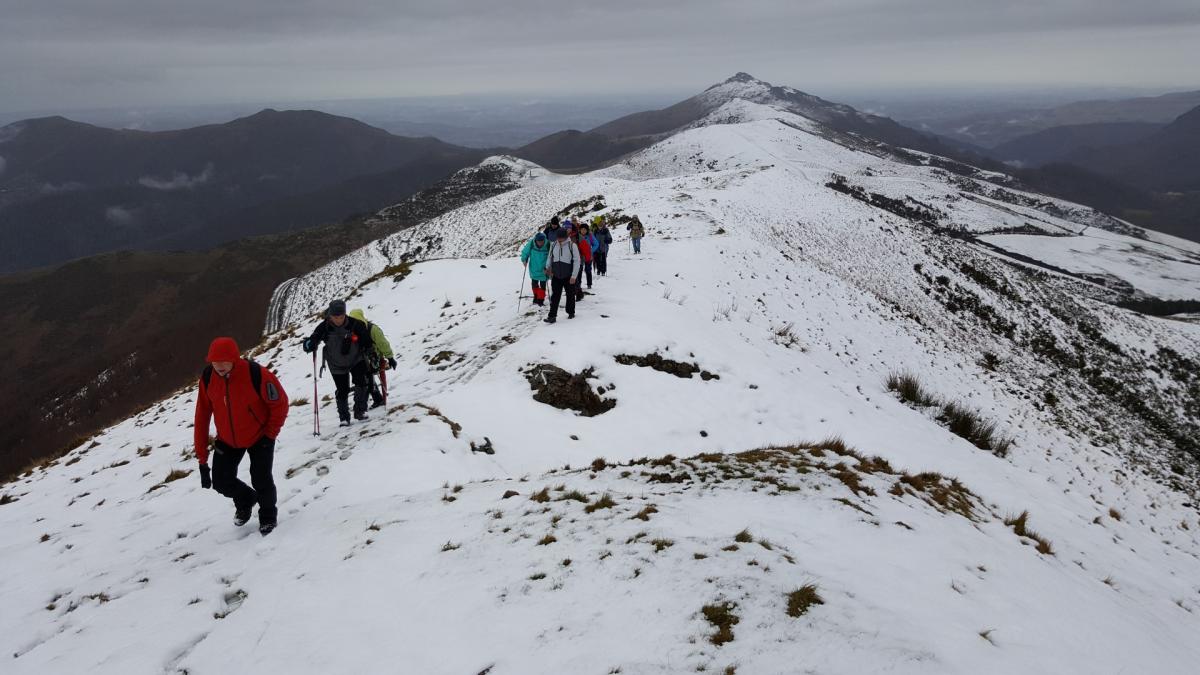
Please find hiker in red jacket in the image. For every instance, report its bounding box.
[571,227,592,302]
[194,337,289,535]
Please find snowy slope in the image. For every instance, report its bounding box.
[3,101,1200,674]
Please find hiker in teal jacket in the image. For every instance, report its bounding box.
[521,232,550,305]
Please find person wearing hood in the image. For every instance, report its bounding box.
[194,336,289,535]
[521,232,551,306]
[349,308,397,409]
[302,299,374,425]
[543,228,580,323]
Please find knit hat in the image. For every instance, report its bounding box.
[206,337,240,363]
[328,299,347,316]
[534,232,546,243]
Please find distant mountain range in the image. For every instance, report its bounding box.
[0,110,492,272]
[911,89,1200,147]
[981,103,1200,241]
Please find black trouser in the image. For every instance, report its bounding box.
[332,360,370,419]
[595,250,608,275]
[582,261,593,288]
[212,439,276,519]
[549,276,575,319]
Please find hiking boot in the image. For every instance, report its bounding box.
[370,400,385,410]
[567,313,575,319]
[354,411,368,421]
[259,515,277,537]
[544,316,556,324]
[339,418,351,427]
[234,506,253,527]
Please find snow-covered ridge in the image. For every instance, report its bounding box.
[3,90,1200,673]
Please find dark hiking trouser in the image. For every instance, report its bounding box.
[549,276,575,319]
[582,261,593,288]
[531,279,546,304]
[332,360,370,420]
[212,440,276,519]
[595,250,608,275]
[632,237,642,253]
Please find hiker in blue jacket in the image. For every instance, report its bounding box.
[594,219,613,276]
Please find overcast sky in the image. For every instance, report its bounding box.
[2,0,1199,113]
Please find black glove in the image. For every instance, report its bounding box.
[256,436,276,452]
[199,463,211,489]
[387,357,397,370]
[302,338,315,353]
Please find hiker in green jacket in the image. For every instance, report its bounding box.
[349,309,396,409]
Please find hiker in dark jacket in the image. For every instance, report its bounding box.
[543,228,580,324]
[594,220,613,276]
[302,299,374,425]
[194,336,289,535]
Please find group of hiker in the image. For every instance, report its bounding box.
[193,210,647,536]
[193,301,397,535]
[520,213,644,323]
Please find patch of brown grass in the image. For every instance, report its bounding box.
[701,602,740,646]
[785,585,824,618]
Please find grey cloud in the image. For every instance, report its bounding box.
[1,1,1198,112]
[138,163,213,190]
[105,206,137,226]
[41,181,87,194]
[0,155,6,175]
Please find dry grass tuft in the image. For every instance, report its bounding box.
[701,602,740,645]
[785,585,824,618]
[584,493,617,513]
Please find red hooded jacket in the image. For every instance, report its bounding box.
[577,237,593,263]
[194,357,289,463]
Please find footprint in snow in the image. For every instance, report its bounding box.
[213,589,248,619]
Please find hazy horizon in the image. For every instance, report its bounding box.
[3,0,1199,114]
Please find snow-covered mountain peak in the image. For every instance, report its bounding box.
[477,154,557,185]
[4,99,1200,673]
[698,72,860,126]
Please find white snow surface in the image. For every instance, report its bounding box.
[980,229,1200,300]
[3,101,1200,674]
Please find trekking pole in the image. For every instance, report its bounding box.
[311,351,320,437]
[516,261,528,315]
[379,365,388,407]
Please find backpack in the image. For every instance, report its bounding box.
[363,323,383,371]
[202,360,266,402]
